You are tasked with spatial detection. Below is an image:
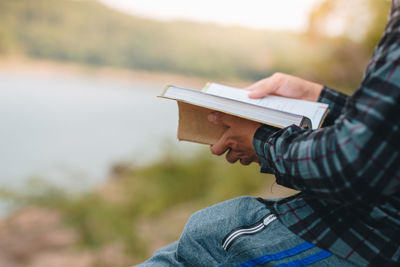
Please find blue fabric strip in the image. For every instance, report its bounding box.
[274,250,332,267]
[234,242,315,267]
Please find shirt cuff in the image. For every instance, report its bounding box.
[253,124,279,174]
[318,86,349,127]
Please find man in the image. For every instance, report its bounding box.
[138,1,400,266]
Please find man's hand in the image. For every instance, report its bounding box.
[245,72,323,102]
[208,73,321,165]
[208,112,261,165]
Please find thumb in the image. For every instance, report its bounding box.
[245,77,278,99]
[248,88,273,99]
[210,130,231,155]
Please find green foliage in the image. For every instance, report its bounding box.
[304,0,391,90]
[364,0,392,53]
[0,0,272,80]
[134,151,266,212]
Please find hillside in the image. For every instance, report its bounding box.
[0,0,367,86]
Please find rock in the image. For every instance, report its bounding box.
[0,207,134,266]
[0,207,91,266]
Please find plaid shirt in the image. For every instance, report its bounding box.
[253,2,400,266]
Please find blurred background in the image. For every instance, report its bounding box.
[0,0,391,266]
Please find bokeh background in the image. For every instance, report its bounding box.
[0,0,391,266]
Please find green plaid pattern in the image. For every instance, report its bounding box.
[253,2,400,266]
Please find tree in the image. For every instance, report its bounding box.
[308,0,391,54]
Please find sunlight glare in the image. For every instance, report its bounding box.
[99,0,321,32]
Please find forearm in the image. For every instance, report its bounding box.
[254,119,372,204]
[253,62,400,204]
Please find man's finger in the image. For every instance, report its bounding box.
[247,78,276,98]
[243,78,267,91]
[208,112,235,127]
[240,158,252,166]
[226,149,240,164]
[245,74,283,99]
[210,131,231,155]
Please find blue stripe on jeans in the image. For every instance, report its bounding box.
[274,250,332,267]
[234,242,315,267]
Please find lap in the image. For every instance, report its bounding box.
[138,196,355,267]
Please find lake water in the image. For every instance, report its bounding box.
[0,71,196,190]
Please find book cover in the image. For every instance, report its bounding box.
[160,83,329,145]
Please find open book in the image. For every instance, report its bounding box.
[160,83,329,144]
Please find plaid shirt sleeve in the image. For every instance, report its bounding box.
[318,86,349,127]
[253,15,400,205]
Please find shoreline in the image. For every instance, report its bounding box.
[0,57,252,90]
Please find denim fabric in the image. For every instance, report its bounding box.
[136,197,356,266]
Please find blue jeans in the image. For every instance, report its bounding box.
[136,196,356,266]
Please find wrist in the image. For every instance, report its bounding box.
[252,125,278,174]
[304,82,323,102]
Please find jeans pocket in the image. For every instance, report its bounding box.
[222,214,277,252]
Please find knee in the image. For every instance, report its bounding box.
[181,196,255,242]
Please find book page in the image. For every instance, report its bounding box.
[162,85,304,128]
[203,83,328,129]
